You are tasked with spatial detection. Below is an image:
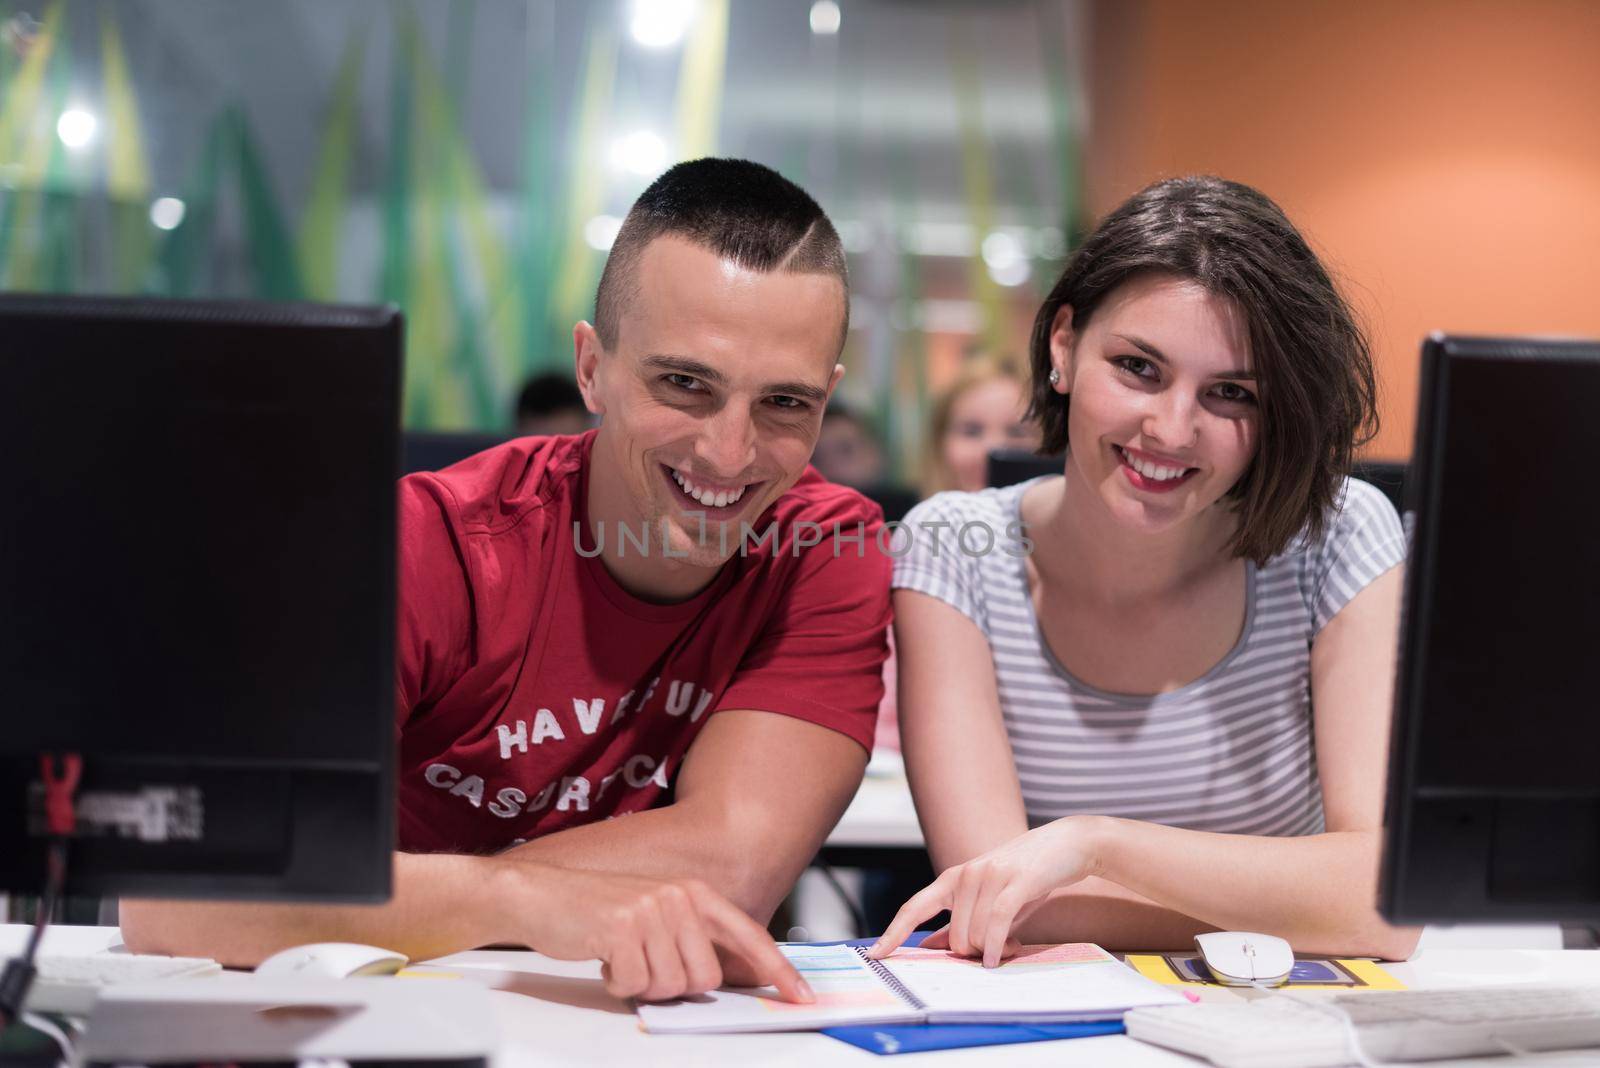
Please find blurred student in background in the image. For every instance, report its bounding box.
[924,358,1039,495]
[870,360,1038,756]
[813,403,889,489]
[859,360,1040,772]
[515,371,592,436]
[813,403,919,523]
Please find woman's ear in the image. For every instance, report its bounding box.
[1048,304,1076,394]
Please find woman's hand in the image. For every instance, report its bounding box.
[867,815,1105,968]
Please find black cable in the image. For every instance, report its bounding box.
[0,840,65,1034]
[1,754,77,1036]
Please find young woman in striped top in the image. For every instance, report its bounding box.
[870,177,1420,965]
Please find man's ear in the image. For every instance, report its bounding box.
[1048,304,1076,394]
[572,322,606,417]
[825,363,846,400]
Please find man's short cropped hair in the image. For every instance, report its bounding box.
[593,157,849,350]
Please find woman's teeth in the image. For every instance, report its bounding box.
[1120,447,1190,482]
[671,468,746,508]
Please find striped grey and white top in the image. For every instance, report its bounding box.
[891,477,1405,837]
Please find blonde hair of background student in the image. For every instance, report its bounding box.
[924,358,1039,495]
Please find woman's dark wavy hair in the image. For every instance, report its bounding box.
[1026,176,1378,565]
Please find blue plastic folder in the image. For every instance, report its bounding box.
[822,1020,1124,1056]
[814,934,1126,1056]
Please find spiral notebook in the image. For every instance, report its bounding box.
[635,942,1185,1034]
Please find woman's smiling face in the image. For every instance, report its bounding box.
[1049,272,1261,538]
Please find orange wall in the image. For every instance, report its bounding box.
[1084,0,1600,458]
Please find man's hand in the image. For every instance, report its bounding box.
[520,865,815,1004]
[867,815,1102,968]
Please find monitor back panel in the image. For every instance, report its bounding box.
[0,295,399,900]
[1381,335,1600,922]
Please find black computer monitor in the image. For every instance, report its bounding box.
[401,431,510,475]
[1349,460,1407,515]
[0,294,400,902]
[987,448,1064,488]
[1380,334,1600,924]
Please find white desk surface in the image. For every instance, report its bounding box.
[824,756,922,849]
[10,924,1599,1067]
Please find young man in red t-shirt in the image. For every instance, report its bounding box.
[123,159,891,1005]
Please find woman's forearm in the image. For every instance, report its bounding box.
[1082,816,1420,959]
[1015,876,1213,951]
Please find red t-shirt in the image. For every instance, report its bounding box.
[395,431,891,854]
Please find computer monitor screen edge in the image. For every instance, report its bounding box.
[0,293,400,903]
[1380,332,1600,924]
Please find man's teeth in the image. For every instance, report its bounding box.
[1122,448,1188,482]
[671,468,746,508]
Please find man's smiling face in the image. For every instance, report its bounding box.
[576,234,847,569]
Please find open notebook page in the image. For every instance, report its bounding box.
[879,944,1186,1022]
[636,943,1185,1034]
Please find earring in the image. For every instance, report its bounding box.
[1048,368,1061,387]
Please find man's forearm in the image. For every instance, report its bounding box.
[507,710,867,924]
[124,782,845,965]
[119,852,514,967]
[506,800,808,922]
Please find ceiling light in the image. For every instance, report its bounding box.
[809,1,841,35]
[56,108,97,149]
[610,131,667,177]
[584,215,623,251]
[149,197,186,231]
[981,231,1031,287]
[980,230,1024,270]
[987,259,1032,288]
[630,0,697,49]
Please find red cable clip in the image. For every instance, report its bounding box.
[39,753,83,837]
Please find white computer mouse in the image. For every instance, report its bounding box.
[254,942,408,979]
[1193,931,1295,987]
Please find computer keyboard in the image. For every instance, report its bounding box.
[21,953,223,1015]
[1125,983,1600,1068]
